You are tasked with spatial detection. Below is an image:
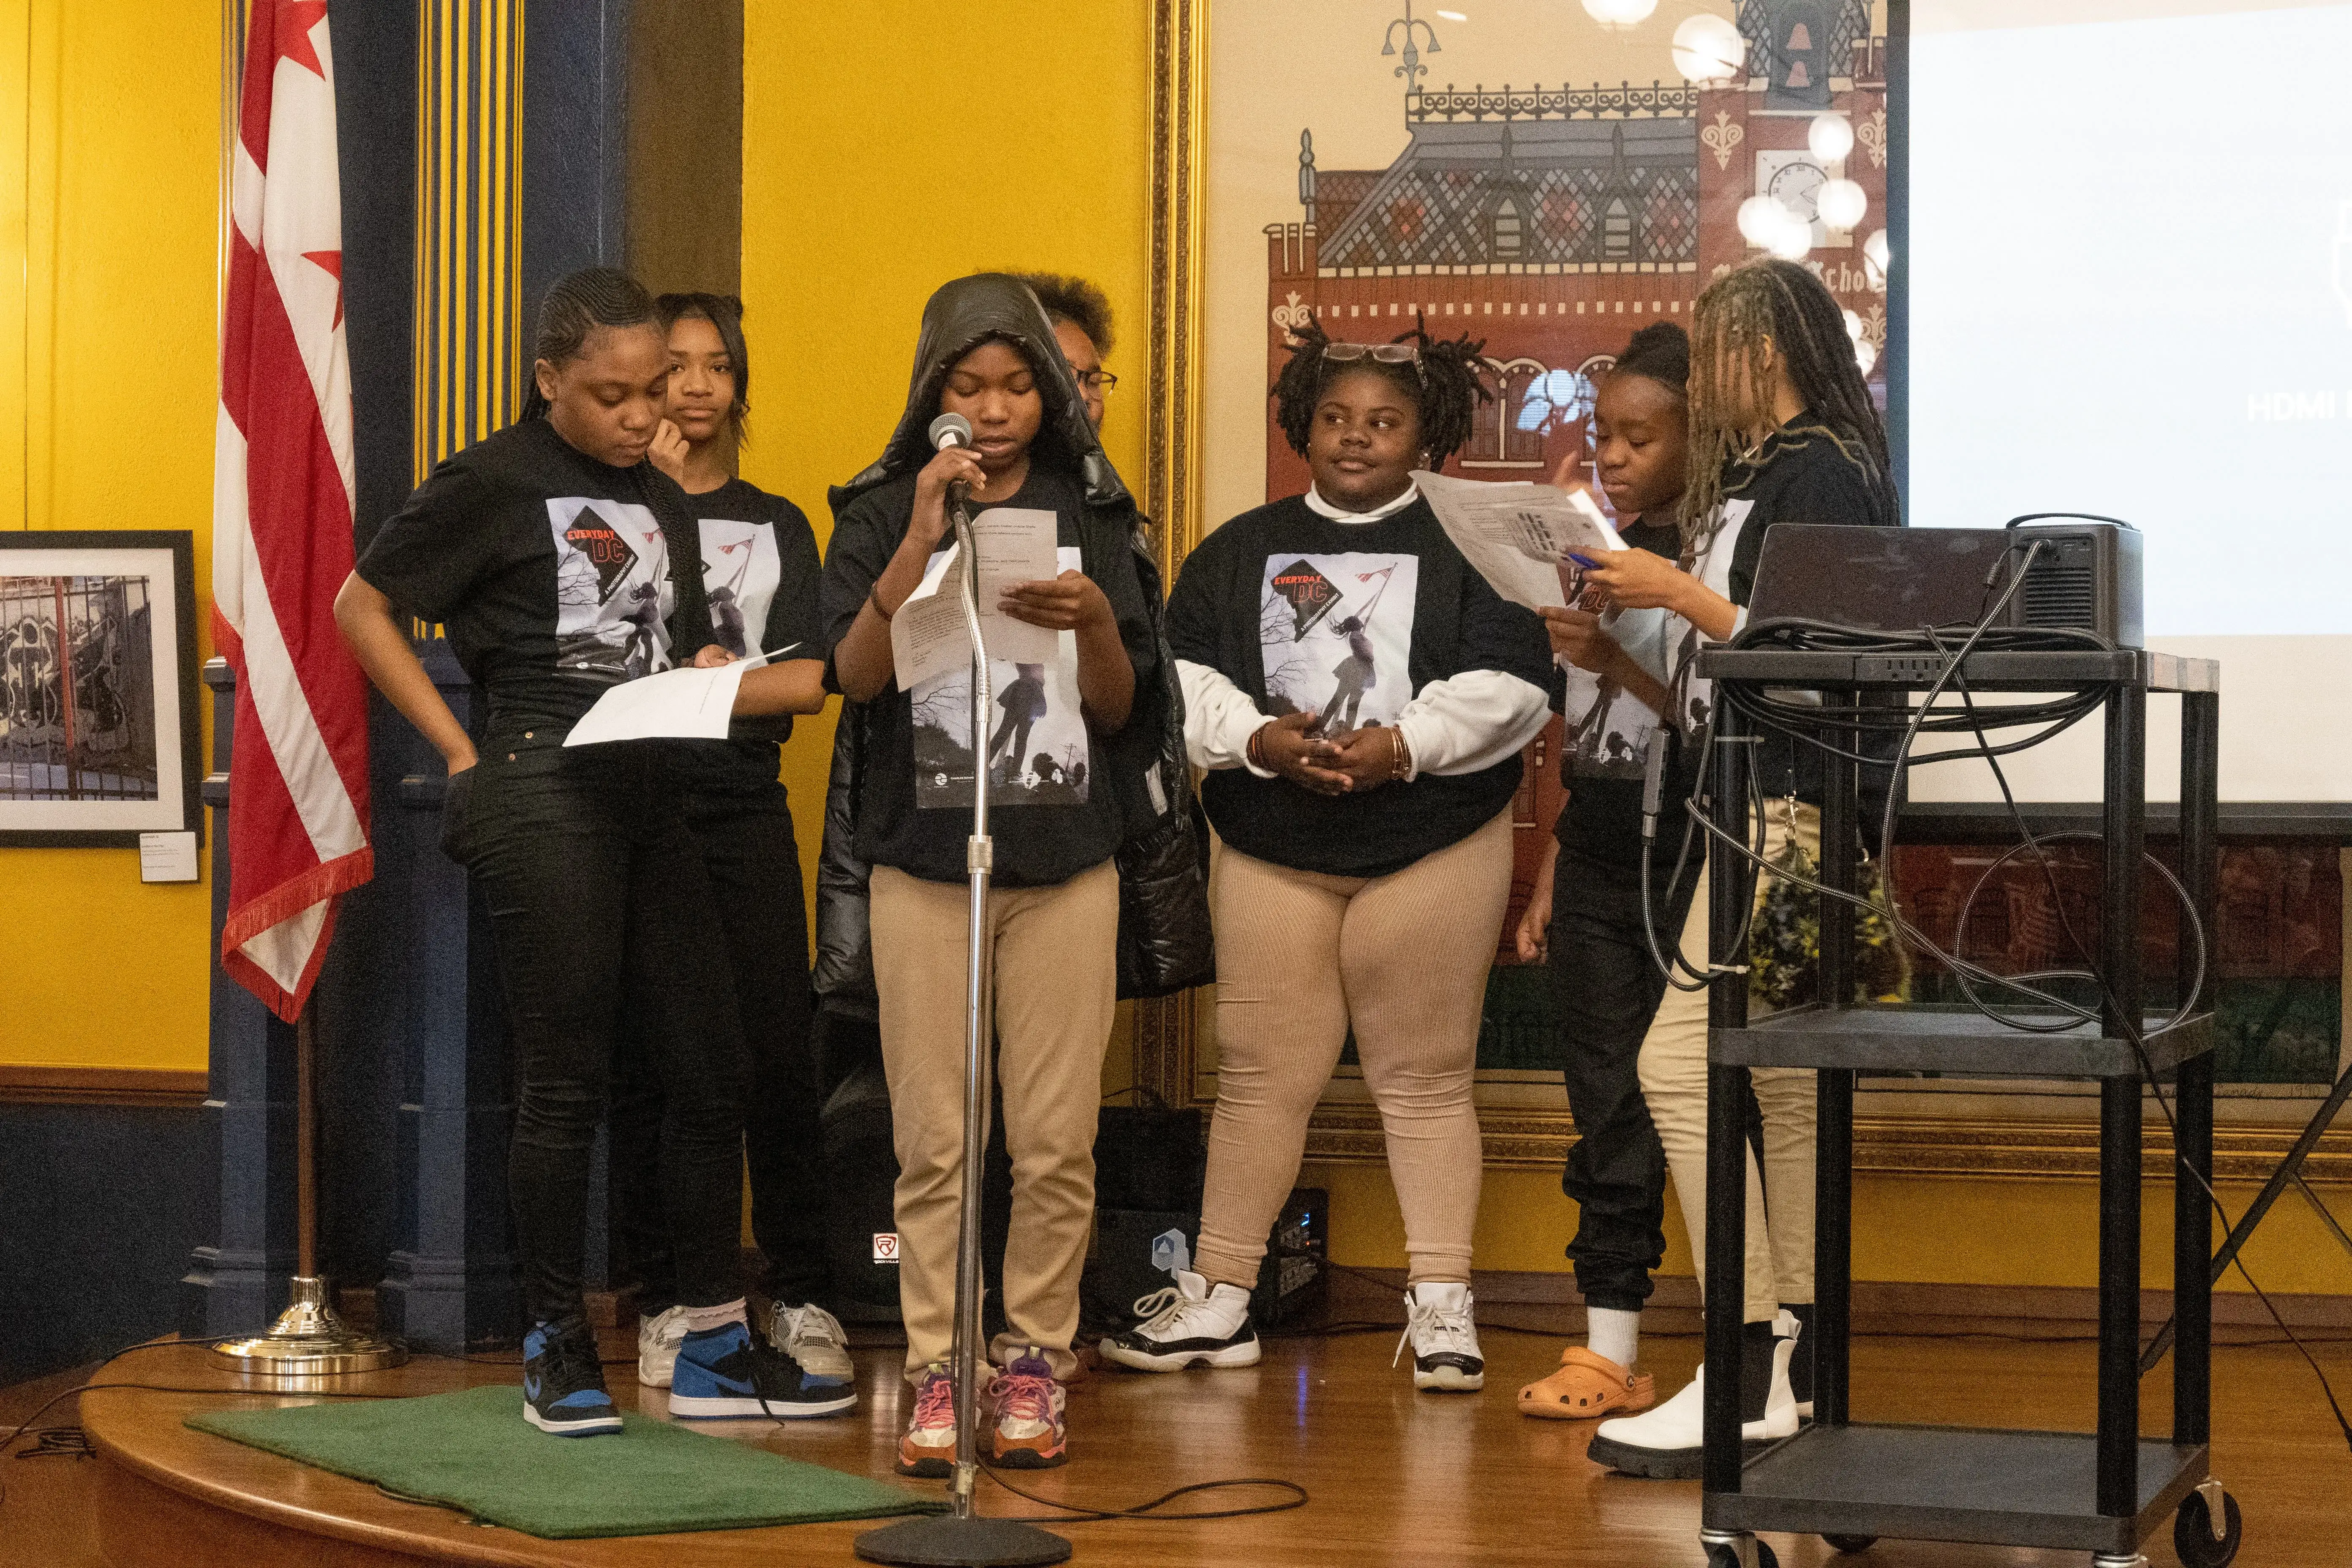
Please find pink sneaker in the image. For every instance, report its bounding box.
[986,1348,1067,1469]
[897,1364,956,1478]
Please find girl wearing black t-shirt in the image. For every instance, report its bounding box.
[1580,259,1899,1478]
[1104,325,1551,1394]
[600,293,856,1401]
[1512,323,1693,1426]
[819,274,1160,1476]
[335,269,838,1438]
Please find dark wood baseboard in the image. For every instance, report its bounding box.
[0,1065,208,1108]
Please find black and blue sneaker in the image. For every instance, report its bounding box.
[668,1320,858,1420]
[521,1316,623,1437]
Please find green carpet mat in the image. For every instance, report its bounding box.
[188,1384,942,1539]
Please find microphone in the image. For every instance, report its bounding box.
[928,412,973,451]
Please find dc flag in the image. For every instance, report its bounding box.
[211,0,372,1022]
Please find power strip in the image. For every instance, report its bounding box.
[1855,653,1951,682]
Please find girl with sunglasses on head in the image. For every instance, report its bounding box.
[1104,323,1551,1394]
[1574,258,1898,1479]
[604,292,860,1406]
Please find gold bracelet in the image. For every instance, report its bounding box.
[867,583,896,623]
[1388,724,1411,780]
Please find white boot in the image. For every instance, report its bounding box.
[1586,1318,1799,1479]
[1396,1282,1485,1392]
[1100,1269,1261,1372]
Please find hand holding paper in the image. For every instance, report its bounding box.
[1411,468,1626,612]
[564,644,801,746]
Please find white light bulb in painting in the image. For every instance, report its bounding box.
[1582,0,1659,28]
[1671,13,1744,82]
[1863,229,1891,287]
[1854,338,1878,376]
[1766,216,1813,260]
[1808,113,1854,163]
[1843,309,1864,341]
[1818,178,1867,232]
[1435,8,1467,19]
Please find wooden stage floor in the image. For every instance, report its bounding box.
[12,1322,2352,1567]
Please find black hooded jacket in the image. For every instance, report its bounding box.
[814,274,1168,892]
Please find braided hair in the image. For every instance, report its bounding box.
[519,266,659,423]
[1683,258,1893,541]
[655,291,751,449]
[1270,317,1491,470]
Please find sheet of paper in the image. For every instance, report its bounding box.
[138,830,199,883]
[561,642,802,746]
[889,507,1063,688]
[1412,468,1628,612]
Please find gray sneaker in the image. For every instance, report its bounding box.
[767,1301,855,1387]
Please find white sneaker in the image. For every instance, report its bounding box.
[1099,1269,1261,1372]
[1587,1311,1801,1479]
[768,1301,855,1387]
[1396,1282,1484,1392]
[636,1305,691,1389]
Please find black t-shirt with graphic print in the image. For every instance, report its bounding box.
[357,418,683,735]
[681,476,823,761]
[819,465,1159,889]
[1165,493,1552,880]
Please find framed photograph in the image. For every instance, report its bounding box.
[0,531,202,847]
[1138,2,2345,1185]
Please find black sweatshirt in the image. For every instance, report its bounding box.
[1165,493,1552,879]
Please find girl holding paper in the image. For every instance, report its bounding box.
[604,292,859,1404]
[1105,322,1550,1394]
[335,268,842,1438]
[819,274,1161,1475]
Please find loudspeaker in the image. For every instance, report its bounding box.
[1081,1187,1328,1335]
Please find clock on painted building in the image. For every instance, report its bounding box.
[1766,158,1827,224]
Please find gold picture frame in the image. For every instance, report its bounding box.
[1137,0,2349,1186]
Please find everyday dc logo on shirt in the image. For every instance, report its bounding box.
[546,497,675,681]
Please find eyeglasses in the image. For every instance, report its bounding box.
[1321,342,1420,366]
[1073,370,1119,393]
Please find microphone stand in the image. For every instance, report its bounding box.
[858,491,1071,1567]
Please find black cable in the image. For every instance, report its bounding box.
[977,1464,1308,1525]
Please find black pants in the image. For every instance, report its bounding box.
[1544,852,1695,1313]
[609,746,830,1312]
[457,731,750,1327]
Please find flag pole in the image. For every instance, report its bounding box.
[215,996,406,1378]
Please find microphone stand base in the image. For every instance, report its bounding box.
[853,1513,1072,1567]
[212,1275,409,1379]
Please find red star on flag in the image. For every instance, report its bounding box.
[303,250,343,327]
[278,0,330,78]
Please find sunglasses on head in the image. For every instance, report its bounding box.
[1320,341,1421,365]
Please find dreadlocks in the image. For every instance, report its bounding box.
[1270,317,1492,470]
[1684,258,1894,540]
[519,266,658,423]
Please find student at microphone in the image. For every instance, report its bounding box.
[604,293,857,1403]
[1105,321,1551,1394]
[818,273,1160,1476]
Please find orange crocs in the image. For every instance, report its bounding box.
[1517,1346,1655,1421]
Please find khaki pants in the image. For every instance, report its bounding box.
[1193,811,1515,1291]
[1639,801,1819,1323]
[870,860,1119,1382]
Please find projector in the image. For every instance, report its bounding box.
[1744,516,2144,650]
[2004,514,2143,650]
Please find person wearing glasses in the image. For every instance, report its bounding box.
[1013,273,1119,430]
[1104,322,1551,1393]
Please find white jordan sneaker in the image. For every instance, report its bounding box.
[1396,1282,1485,1392]
[768,1301,856,1387]
[636,1304,691,1389]
[1100,1269,1261,1372]
[1587,1310,1801,1478]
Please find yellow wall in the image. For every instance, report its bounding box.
[0,1,220,1070]
[739,0,1153,904]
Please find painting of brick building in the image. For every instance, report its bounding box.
[1254,2,1888,980]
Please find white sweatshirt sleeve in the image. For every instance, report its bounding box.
[1391,669,1552,780]
[1177,659,1277,777]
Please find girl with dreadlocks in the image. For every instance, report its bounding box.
[1105,323,1551,1392]
[1577,258,1897,1479]
[336,268,842,1439]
